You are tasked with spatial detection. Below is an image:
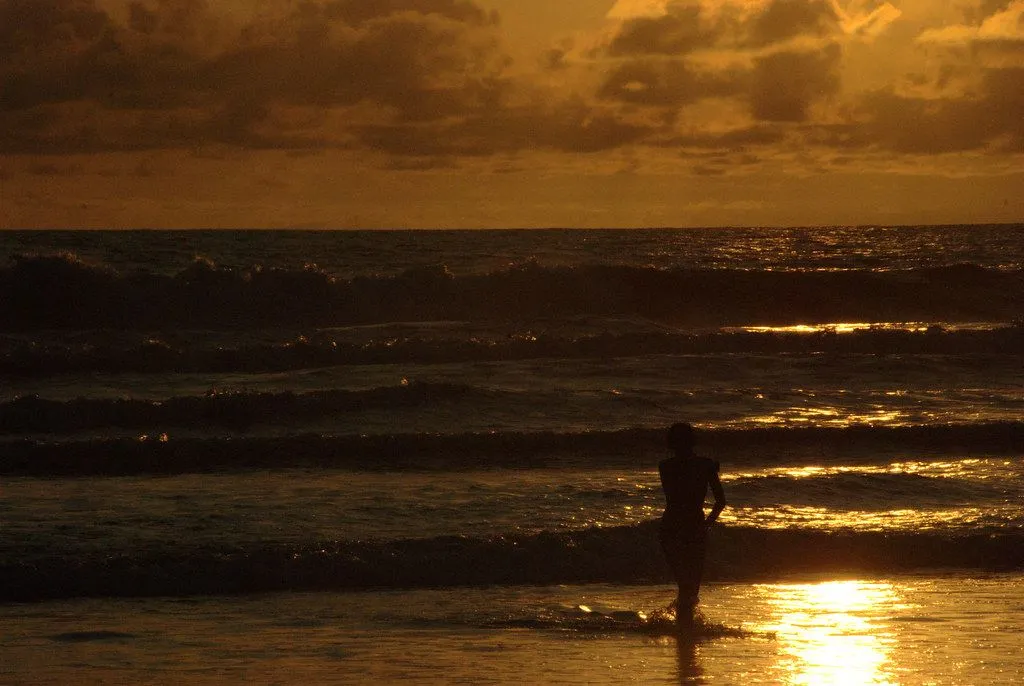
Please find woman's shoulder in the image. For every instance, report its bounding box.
[696,455,720,473]
[660,455,718,473]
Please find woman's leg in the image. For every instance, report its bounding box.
[660,531,706,623]
[673,536,706,625]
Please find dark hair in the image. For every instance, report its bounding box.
[667,422,695,452]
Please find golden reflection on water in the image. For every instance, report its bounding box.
[717,504,1000,531]
[727,458,1003,482]
[760,580,902,686]
[729,322,995,334]
[747,406,905,427]
[732,323,877,334]
[711,457,1012,531]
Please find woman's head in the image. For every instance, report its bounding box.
[667,422,695,454]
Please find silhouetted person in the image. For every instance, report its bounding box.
[659,422,726,627]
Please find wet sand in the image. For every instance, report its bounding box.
[3,574,1022,685]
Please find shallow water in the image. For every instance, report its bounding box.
[2,227,1021,679]
[3,575,1021,684]
[4,456,1022,561]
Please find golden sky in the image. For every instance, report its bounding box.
[1,0,1021,228]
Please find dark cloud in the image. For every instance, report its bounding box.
[0,0,511,152]
[591,0,1022,157]
[605,5,716,56]
[383,155,460,171]
[749,46,841,122]
[205,10,507,119]
[964,0,1017,24]
[982,67,1024,147]
[1,0,1020,166]
[855,66,1024,154]
[776,58,1024,158]
[1,1,112,111]
[512,100,654,152]
[1,1,222,115]
[858,93,995,154]
[603,0,841,58]
[125,0,215,45]
[0,0,668,159]
[671,125,788,149]
[0,0,108,53]
[320,0,496,28]
[869,2,1024,155]
[28,161,82,176]
[595,0,844,123]
[597,58,729,106]
[354,97,654,157]
[747,0,839,47]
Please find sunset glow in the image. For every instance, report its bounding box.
[760,580,902,685]
[1,0,1021,228]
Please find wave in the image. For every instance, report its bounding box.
[728,470,1006,508]
[0,382,477,434]
[3,253,1023,331]
[3,325,1023,377]
[483,609,762,639]
[2,523,1020,601]
[3,422,1022,476]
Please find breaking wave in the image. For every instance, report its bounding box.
[0,382,478,434]
[3,253,1022,330]
[2,523,1020,601]
[3,422,1022,476]
[3,326,1023,377]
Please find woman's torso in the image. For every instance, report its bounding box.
[659,455,717,530]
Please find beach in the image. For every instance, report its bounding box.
[3,576,1023,684]
[1,226,1022,683]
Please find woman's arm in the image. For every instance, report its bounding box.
[705,471,727,526]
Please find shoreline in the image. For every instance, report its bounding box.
[4,573,1022,684]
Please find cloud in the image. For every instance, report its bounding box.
[0,0,511,152]
[843,1,1023,155]
[592,0,848,124]
[353,96,655,157]
[0,0,1020,173]
[901,66,1022,152]
[607,0,672,21]
[748,0,841,47]
[321,0,495,27]
[829,0,901,37]
[604,4,717,56]
[596,58,735,106]
[0,0,674,160]
[28,161,83,176]
[205,8,507,119]
[587,0,1024,157]
[749,45,841,121]
[602,0,848,56]
[917,1,1024,45]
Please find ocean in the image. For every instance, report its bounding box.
[1,225,1022,684]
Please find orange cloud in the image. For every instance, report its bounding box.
[0,0,1021,170]
[917,1,1024,45]
[0,0,510,152]
[591,0,847,125]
